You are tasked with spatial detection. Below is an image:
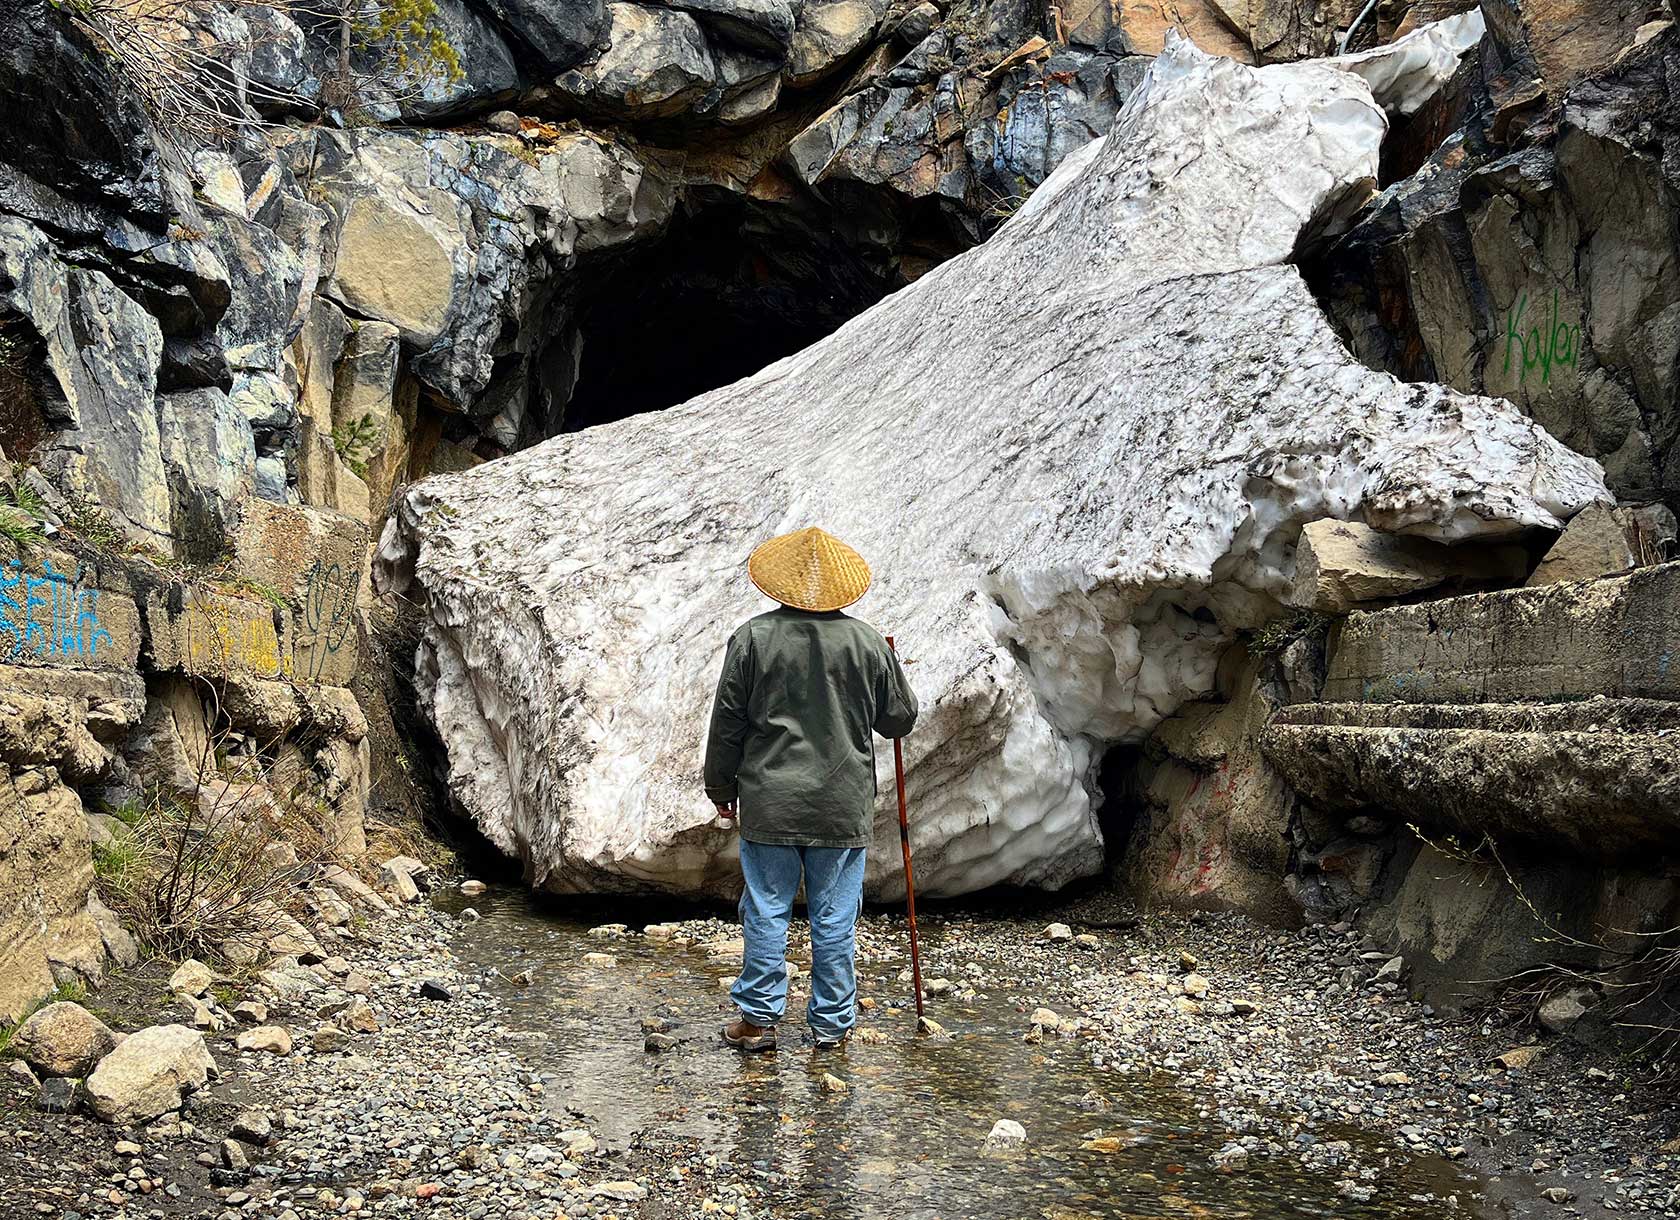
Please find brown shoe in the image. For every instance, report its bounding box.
[721,1017,777,1052]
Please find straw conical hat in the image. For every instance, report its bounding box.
[748,527,872,612]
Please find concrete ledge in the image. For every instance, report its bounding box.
[1261,698,1680,858]
[1321,560,1680,705]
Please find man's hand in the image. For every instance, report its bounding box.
[714,801,736,823]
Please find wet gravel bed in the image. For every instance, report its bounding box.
[2,885,1677,1220]
[1044,893,1680,1219]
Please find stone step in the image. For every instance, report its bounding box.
[1321,559,1680,706]
[1261,697,1680,857]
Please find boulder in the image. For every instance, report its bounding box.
[231,1108,274,1145]
[84,1025,217,1125]
[12,1002,121,1078]
[376,23,1603,899]
[1539,985,1593,1033]
[476,0,607,72]
[556,3,718,118]
[1289,518,1526,611]
[381,858,421,903]
[168,959,216,998]
[983,1118,1027,1151]
[0,763,99,1024]
[785,0,885,86]
[1526,501,1636,586]
[235,1025,293,1055]
[322,863,391,912]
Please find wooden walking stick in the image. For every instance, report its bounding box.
[886,636,927,1030]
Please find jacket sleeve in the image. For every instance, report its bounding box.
[703,627,752,804]
[872,640,919,739]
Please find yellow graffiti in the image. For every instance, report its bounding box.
[182,598,282,677]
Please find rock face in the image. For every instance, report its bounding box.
[379,23,1605,899]
[1313,20,1680,506]
[1126,657,1300,925]
[0,761,105,1024]
[84,1024,217,1126]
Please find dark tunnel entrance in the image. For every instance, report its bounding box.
[557,184,971,434]
[1094,744,1145,869]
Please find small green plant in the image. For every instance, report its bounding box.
[217,575,290,612]
[60,492,124,555]
[0,469,49,548]
[11,476,45,521]
[332,412,381,480]
[93,833,143,890]
[1247,608,1333,658]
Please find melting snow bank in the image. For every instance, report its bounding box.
[375,19,1605,899]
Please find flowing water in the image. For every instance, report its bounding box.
[441,888,1506,1220]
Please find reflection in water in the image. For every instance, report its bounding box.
[444,889,1498,1220]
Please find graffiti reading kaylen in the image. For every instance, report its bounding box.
[1502,288,1582,387]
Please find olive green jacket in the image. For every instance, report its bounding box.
[703,608,919,848]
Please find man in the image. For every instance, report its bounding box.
[704,526,918,1052]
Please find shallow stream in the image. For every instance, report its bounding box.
[442,888,1506,1220]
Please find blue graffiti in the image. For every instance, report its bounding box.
[298,559,359,681]
[0,557,115,662]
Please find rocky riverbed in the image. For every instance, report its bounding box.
[4,882,1678,1220]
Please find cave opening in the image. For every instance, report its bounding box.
[1094,743,1145,870]
[556,183,970,434]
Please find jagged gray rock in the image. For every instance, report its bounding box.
[379,23,1604,899]
[1315,23,1680,503]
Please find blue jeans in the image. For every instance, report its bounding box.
[731,842,866,1040]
